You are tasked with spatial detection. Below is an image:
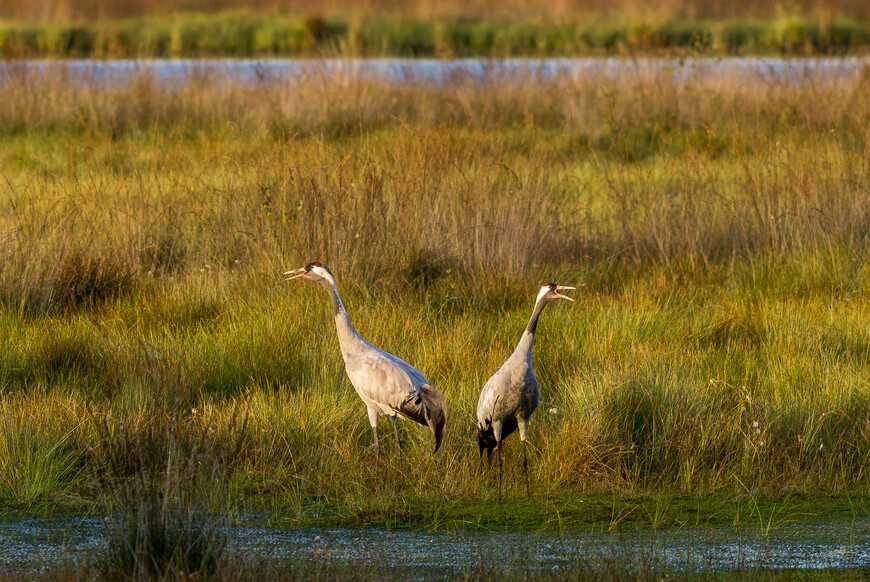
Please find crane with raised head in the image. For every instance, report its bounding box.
[476,282,574,496]
[285,262,446,462]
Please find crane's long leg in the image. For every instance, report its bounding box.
[519,417,530,497]
[368,408,380,465]
[391,416,402,463]
[373,424,380,465]
[522,439,529,497]
[496,440,504,499]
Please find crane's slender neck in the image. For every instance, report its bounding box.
[318,277,367,359]
[513,297,548,361]
[319,277,345,317]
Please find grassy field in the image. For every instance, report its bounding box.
[0,62,869,536]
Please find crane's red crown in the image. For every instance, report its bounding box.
[303,262,334,278]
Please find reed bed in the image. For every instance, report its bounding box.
[0,64,869,525]
[1,12,870,57]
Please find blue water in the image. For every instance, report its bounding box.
[1,517,868,577]
[2,57,868,87]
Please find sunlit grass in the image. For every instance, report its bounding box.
[0,65,868,527]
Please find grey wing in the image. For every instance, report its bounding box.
[476,371,506,428]
[372,347,429,387]
[345,354,421,415]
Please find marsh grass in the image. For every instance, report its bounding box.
[84,401,249,579]
[0,64,869,525]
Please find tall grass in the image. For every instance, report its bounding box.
[0,64,869,522]
[88,404,246,579]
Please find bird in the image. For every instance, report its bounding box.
[476,282,574,496]
[285,262,446,462]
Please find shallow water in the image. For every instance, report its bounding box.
[1,516,868,577]
[2,57,869,87]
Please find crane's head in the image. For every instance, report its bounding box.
[284,262,335,284]
[537,282,575,304]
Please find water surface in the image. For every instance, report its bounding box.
[2,57,869,87]
[1,516,868,577]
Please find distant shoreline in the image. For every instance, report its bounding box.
[1,13,870,58]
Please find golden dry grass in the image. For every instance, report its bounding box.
[0,63,869,519]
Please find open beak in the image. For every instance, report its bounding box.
[554,285,575,301]
[283,267,307,281]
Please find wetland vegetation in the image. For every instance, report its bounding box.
[3,12,870,57]
[2,0,870,57]
[0,38,870,576]
[1,60,869,517]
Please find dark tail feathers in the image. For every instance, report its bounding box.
[477,416,517,463]
[420,384,446,453]
[477,423,497,463]
[395,384,447,453]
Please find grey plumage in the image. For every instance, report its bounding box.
[476,282,574,495]
[285,262,446,458]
